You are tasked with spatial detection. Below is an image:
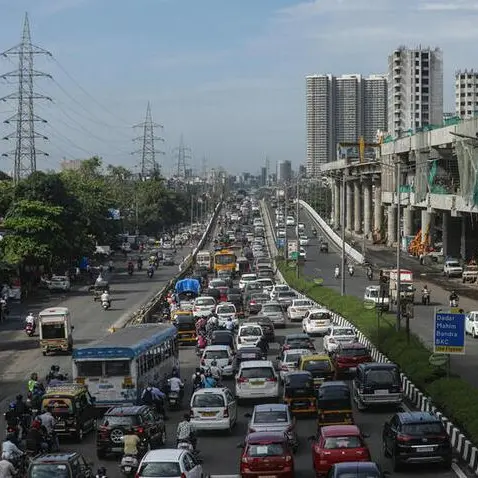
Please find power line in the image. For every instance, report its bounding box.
[0,13,52,182]
[132,102,164,178]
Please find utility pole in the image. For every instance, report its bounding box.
[173,135,191,179]
[396,159,402,331]
[1,14,52,183]
[132,102,164,178]
[296,178,300,279]
[341,173,346,296]
[283,185,289,260]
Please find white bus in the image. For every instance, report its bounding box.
[72,324,178,407]
[196,250,212,271]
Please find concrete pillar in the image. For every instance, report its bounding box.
[346,181,353,231]
[354,181,361,233]
[373,185,382,233]
[421,210,432,243]
[403,208,413,237]
[333,181,340,228]
[363,182,372,237]
[460,216,466,260]
[387,206,397,245]
[442,211,450,257]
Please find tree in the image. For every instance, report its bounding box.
[0,181,15,218]
[1,200,64,265]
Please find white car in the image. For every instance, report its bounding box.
[323,326,357,353]
[465,311,478,337]
[200,345,234,376]
[190,387,237,431]
[256,278,274,292]
[215,303,238,327]
[235,360,279,401]
[299,247,307,260]
[286,216,295,226]
[277,348,313,381]
[239,274,257,289]
[270,284,290,301]
[163,241,173,249]
[192,296,216,318]
[236,323,263,350]
[277,228,286,238]
[302,308,333,335]
[299,235,309,246]
[47,276,71,292]
[137,449,202,478]
[298,223,305,232]
[287,299,313,321]
[443,259,463,278]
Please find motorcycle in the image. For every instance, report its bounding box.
[366,267,373,281]
[147,269,154,279]
[348,266,355,277]
[102,299,111,311]
[25,322,35,337]
[167,391,181,409]
[334,268,340,279]
[120,454,139,477]
[421,291,430,305]
[177,439,202,461]
[196,335,207,356]
[128,266,134,276]
[450,298,458,307]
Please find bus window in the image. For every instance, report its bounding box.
[105,360,130,376]
[77,361,102,377]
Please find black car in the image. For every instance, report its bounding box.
[96,405,166,458]
[232,347,265,374]
[227,288,243,310]
[247,292,270,315]
[282,333,315,352]
[383,411,452,471]
[28,452,93,478]
[246,315,275,342]
[320,241,329,252]
[209,330,235,348]
[326,462,387,477]
[353,362,402,410]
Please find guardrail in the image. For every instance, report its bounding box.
[126,202,222,326]
[298,199,365,264]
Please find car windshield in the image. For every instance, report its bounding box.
[447,261,460,267]
[287,339,310,348]
[247,443,285,457]
[102,415,136,426]
[304,360,331,373]
[402,422,444,435]
[240,327,261,336]
[138,462,181,477]
[285,352,307,363]
[275,286,289,292]
[323,436,362,449]
[294,300,311,307]
[242,276,257,282]
[218,305,235,314]
[339,347,369,357]
[262,305,282,313]
[309,312,331,320]
[192,393,225,408]
[254,410,288,423]
[204,349,229,359]
[195,298,214,306]
[278,292,296,298]
[30,464,69,478]
[334,328,355,336]
[241,367,274,379]
[364,368,400,385]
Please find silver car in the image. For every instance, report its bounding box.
[245,403,298,451]
[261,301,286,328]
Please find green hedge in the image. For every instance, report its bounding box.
[278,261,478,446]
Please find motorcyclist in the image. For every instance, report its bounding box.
[191,368,204,391]
[122,430,140,457]
[348,264,354,275]
[449,290,459,305]
[422,285,430,295]
[13,395,29,431]
[96,467,107,478]
[225,317,234,331]
[27,373,39,394]
[100,290,111,307]
[108,259,114,272]
[127,260,134,273]
[4,403,21,444]
[176,413,196,449]
[95,274,105,286]
[208,360,222,383]
[2,434,24,463]
[312,227,317,236]
[147,264,154,277]
[38,406,58,451]
[25,420,48,454]
[25,313,35,330]
[141,384,166,418]
[201,370,217,388]
[367,265,373,279]
[334,265,340,278]
[168,371,184,401]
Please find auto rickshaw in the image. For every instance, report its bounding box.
[174,314,197,345]
[297,354,335,389]
[283,371,317,415]
[316,381,353,427]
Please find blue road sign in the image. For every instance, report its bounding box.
[276,238,285,248]
[433,307,466,354]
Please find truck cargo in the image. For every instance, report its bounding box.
[389,269,415,305]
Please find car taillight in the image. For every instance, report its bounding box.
[283,345,290,350]
[135,473,139,478]
[241,456,249,464]
[237,377,247,383]
[266,377,277,382]
[250,300,256,305]
[397,433,413,442]
[134,426,144,434]
[181,473,187,478]
[223,408,229,417]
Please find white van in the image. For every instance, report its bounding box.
[364,285,389,311]
[235,360,279,401]
[196,251,212,271]
[38,307,74,355]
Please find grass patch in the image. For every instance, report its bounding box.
[278,260,478,446]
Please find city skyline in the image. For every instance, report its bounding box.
[0,0,476,174]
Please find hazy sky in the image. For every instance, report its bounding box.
[0,0,475,175]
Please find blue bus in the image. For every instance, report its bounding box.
[72,324,178,407]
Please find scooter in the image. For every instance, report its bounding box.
[421,291,430,305]
[334,268,340,279]
[348,265,355,277]
[102,299,111,311]
[96,468,108,478]
[25,322,35,337]
[119,454,139,477]
[147,268,154,279]
[167,391,181,409]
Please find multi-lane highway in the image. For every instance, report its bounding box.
[265,202,478,389]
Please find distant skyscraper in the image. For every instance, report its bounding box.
[306,74,388,176]
[387,46,443,137]
[455,70,478,119]
[260,167,267,186]
[277,160,292,184]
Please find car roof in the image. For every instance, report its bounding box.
[237,347,262,354]
[33,452,79,463]
[284,348,311,356]
[253,403,288,413]
[204,345,230,351]
[332,462,380,472]
[321,425,361,437]
[339,342,367,350]
[285,333,310,340]
[106,405,147,415]
[192,387,228,396]
[263,301,282,306]
[142,448,185,462]
[246,431,288,444]
[302,354,330,361]
[239,360,274,368]
[308,308,330,313]
[397,411,440,423]
[319,380,349,389]
[358,362,398,370]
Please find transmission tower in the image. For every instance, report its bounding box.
[132,102,164,178]
[172,135,191,178]
[0,13,52,183]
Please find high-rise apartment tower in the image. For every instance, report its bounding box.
[455,70,478,119]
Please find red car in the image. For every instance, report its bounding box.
[240,431,294,478]
[332,343,372,377]
[310,425,371,477]
[217,286,229,302]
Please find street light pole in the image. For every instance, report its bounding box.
[284,185,288,260]
[396,159,401,331]
[296,178,300,279]
[341,174,346,296]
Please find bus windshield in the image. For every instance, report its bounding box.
[215,254,236,265]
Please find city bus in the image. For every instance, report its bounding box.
[72,324,178,407]
[213,249,237,276]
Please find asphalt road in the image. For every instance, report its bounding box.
[265,203,478,390]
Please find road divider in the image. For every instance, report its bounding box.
[261,201,478,475]
[109,202,222,331]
